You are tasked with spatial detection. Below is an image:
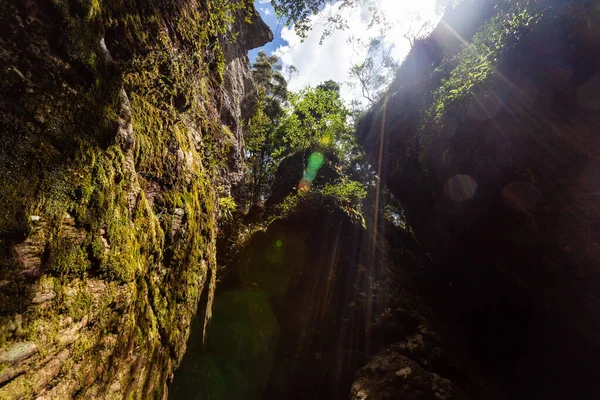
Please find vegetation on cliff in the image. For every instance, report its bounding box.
[0,0,265,397]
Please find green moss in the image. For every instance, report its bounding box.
[0,325,7,349]
[429,5,542,127]
[219,196,237,222]
[68,289,93,322]
[90,234,105,265]
[0,0,251,396]
[46,232,90,278]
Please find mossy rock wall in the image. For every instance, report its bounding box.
[0,0,268,398]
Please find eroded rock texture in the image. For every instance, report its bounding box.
[0,0,269,398]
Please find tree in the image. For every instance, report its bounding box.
[273,84,350,160]
[244,52,290,206]
[401,11,434,47]
[317,79,341,94]
[245,88,278,205]
[246,54,366,211]
[252,51,288,123]
[348,36,398,105]
[271,0,453,37]
[287,65,299,82]
[271,0,358,39]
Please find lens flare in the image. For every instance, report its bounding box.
[444,174,478,201]
[307,152,324,170]
[320,135,332,146]
[304,167,317,181]
[299,179,311,192]
[299,152,325,191]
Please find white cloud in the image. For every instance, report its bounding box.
[264,8,272,15]
[258,0,270,4]
[273,0,441,105]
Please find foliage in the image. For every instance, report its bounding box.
[245,89,275,205]
[274,83,351,159]
[245,53,290,206]
[430,5,542,126]
[322,177,367,205]
[241,48,378,249]
[243,59,370,235]
[219,196,237,222]
[400,10,435,47]
[203,0,255,80]
[323,176,367,226]
[276,175,367,227]
[271,0,358,39]
[271,0,439,42]
[245,54,360,209]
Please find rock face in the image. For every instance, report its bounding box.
[351,350,468,400]
[0,0,269,398]
[170,154,499,400]
[220,7,273,200]
[358,0,600,398]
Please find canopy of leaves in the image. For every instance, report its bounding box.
[270,0,356,39]
[273,83,350,159]
[349,36,399,105]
